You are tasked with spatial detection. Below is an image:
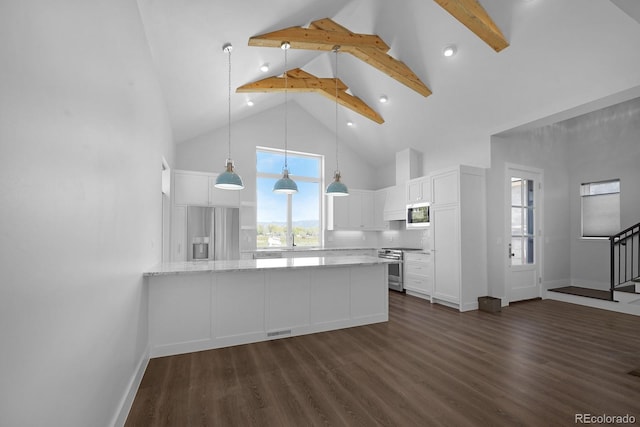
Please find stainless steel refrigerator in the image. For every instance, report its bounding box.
[186,206,240,261]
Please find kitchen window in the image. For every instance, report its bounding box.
[581,179,620,238]
[256,147,322,248]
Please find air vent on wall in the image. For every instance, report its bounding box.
[267,329,292,337]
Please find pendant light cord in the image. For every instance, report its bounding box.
[283,44,289,170]
[227,46,232,161]
[334,47,339,172]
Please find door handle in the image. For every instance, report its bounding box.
[508,243,515,258]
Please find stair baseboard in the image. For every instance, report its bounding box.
[546,290,640,316]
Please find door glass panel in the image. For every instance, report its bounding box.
[511,177,535,265]
[511,178,522,206]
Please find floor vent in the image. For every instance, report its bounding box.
[267,329,292,337]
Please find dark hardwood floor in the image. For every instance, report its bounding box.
[126,292,640,426]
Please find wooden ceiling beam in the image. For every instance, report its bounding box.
[248,26,390,51]
[310,19,432,98]
[236,68,384,124]
[433,0,509,52]
[248,18,431,98]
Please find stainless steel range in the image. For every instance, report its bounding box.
[377,248,421,292]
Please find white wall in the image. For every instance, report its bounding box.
[177,100,376,190]
[487,97,640,298]
[0,1,174,426]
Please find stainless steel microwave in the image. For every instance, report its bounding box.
[406,202,430,228]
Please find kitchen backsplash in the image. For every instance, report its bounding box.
[325,226,428,250]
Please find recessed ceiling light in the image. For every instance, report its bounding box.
[247,100,254,107]
[442,44,457,57]
[346,121,353,127]
[379,95,388,103]
[260,64,269,73]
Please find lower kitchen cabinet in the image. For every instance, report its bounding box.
[147,264,388,357]
[403,251,433,300]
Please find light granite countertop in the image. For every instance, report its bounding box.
[144,255,394,277]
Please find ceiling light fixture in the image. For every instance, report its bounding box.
[273,42,298,194]
[246,99,254,107]
[442,44,457,57]
[214,43,244,190]
[326,46,349,197]
[260,63,269,73]
[379,95,388,103]
[346,121,353,127]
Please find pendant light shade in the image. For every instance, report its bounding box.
[326,171,348,196]
[215,43,244,190]
[216,159,244,189]
[326,47,349,197]
[273,168,298,194]
[273,41,298,194]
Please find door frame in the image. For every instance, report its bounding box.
[504,163,544,304]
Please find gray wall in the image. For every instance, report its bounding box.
[488,97,640,298]
[0,1,175,425]
[565,98,640,288]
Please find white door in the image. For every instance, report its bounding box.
[505,165,543,302]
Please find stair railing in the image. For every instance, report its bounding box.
[610,221,640,300]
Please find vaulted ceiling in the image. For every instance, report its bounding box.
[137,0,640,167]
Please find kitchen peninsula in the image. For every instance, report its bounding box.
[144,255,391,357]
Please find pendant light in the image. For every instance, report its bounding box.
[273,41,298,194]
[214,43,245,190]
[326,46,349,197]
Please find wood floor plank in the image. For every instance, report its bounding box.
[126,293,640,426]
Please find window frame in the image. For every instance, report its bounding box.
[580,179,621,239]
[256,146,324,248]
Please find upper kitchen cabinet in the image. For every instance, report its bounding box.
[406,176,431,204]
[174,170,240,207]
[373,188,389,230]
[431,168,458,206]
[327,189,386,231]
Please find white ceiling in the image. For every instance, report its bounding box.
[137,0,640,167]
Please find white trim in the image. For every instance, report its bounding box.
[110,344,150,427]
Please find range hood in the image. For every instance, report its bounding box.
[383,148,423,221]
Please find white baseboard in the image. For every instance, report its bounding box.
[111,345,150,427]
[570,278,609,291]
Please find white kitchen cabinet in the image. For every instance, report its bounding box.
[147,264,388,358]
[373,188,389,230]
[347,191,364,229]
[403,251,433,300]
[382,184,406,221]
[431,168,458,206]
[175,171,209,206]
[327,192,349,229]
[407,176,430,204]
[327,189,381,230]
[171,205,187,262]
[174,169,240,207]
[430,165,487,312]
